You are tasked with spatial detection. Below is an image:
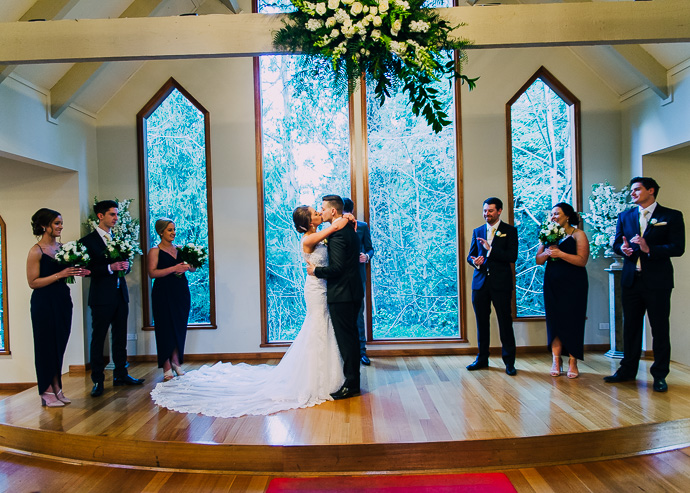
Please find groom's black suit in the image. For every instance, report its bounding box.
[314,223,363,391]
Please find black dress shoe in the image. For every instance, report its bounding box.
[330,386,361,400]
[466,359,489,371]
[603,371,634,383]
[361,354,371,366]
[653,378,668,393]
[91,382,104,397]
[113,375,145,386]
[505,364,517,376]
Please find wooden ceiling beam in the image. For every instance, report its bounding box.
[0,1,688,65]
[610,44,669,99]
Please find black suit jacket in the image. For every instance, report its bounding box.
[612,204,685,289]
[314,223,363,303]
[80,230,129,306]
[466,221,518,291]
[355,220,374,283]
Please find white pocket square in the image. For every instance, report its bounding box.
[651,221,667,226]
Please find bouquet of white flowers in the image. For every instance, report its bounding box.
[177,243,208,275]
[105,237,139,277]
[55,241,90,284]
[538,221,566,261]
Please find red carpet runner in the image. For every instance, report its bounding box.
[267,472,517,492]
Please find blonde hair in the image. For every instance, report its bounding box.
[155,218,174,237]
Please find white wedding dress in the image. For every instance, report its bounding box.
[150,240,345,418]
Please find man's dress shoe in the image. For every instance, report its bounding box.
[330,386,360,400]
[113,375,145,386]
[603,371,634,383]
[505,364,517,376]
[361,354,371,366]
[91,382,104,397]
[466,360,489,371]
[653,378,668,393]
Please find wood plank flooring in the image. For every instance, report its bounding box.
[0,353,689,473]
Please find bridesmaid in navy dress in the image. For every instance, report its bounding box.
[26,209,89,407]
[147,219,193,381]
[536,202,590,379]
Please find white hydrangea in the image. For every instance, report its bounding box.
[342,24,356,38]
[334,8,349,23]
[410,20,429,33]
[306,18,324,31]
[394,0,409,10]
[390,41,407,55]
[315,3,327,15]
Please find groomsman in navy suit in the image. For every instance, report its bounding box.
[605,177,685,392]
[466,197,519,376]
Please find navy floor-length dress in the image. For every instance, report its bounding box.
[543,236,589,360]
[30,253,72,395]
[151,250,190,368]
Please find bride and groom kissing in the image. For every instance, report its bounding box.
[305,194,364,400]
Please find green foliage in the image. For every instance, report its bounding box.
[273,0,476,133]
[144,89,211,324]
[510,78,574,317]
[367,57,459,339]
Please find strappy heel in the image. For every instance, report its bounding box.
[550,357,562,377]
[56,389,71,404]
[41,392,65,408]
[171,364,185,377]
[163,369,174,381]
[567,357,579,379]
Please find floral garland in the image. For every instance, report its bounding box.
[274,0,477,133]
[581,182,632,259]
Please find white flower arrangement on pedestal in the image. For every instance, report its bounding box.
[582,182,632,259]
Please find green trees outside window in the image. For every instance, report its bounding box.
[508,67,580,318]
[139,80,214,327]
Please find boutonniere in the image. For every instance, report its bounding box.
[322,238,328,246]
[650,219,667,226]
[495,231,506,238]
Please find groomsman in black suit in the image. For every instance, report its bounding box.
[466,197,519,376]
[307,195,363,399]
[605,177,685,392]
[80,200,144,397]
[343,198,374,366]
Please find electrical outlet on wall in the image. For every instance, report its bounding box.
[599,323,610,331]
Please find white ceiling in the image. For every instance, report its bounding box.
[2,0,689,115]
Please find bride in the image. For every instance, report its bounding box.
[150,206,353,418]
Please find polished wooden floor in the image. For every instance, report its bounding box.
[1,353,690,473]
[2,446,690,492]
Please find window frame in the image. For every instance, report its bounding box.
[506,66,582,321]
[0,214,9,354]
[136,77,217,331]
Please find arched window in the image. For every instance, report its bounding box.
[0,214,8,353]
[256,0,352,344]
[137,78,216,329]
[507,67,581,318]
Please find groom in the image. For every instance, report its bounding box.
[307,194,363,400]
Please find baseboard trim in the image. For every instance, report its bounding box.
[0,383,35,391]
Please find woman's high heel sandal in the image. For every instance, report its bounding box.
[41,392,65,408]
[550,357,563,377]
[171,364,185,377]
[163,369,174,382]
[56,389,71,404]
[567,358,579,379]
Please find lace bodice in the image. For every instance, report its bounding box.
[303,240,328,268]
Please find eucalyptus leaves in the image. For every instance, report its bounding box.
[274,0,477,133]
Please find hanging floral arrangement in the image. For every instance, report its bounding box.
[274,0,477,133]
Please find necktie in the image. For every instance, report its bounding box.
[639,209,650,234]
[488,226,496,244]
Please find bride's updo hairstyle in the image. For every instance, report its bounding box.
[31,208,61,236]
[292,206,311,234]
[554,202,580,227]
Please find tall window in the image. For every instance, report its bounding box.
[364,0,461,340]
[508,67,581,318]
[137,78,215,328]
[257,0,352,343]
[0,214,8,353]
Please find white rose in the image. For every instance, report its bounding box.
[363,5,369,13]
[392,19,401,32]
[373,15,382,27]
[370,6,377,14]
[328,0,339,9]
[378,0,389,13]
[326,16,336,27]
[316,3,327,15]
[351,2,363,15]
[330,28,340,38]
[371,29,381,39]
